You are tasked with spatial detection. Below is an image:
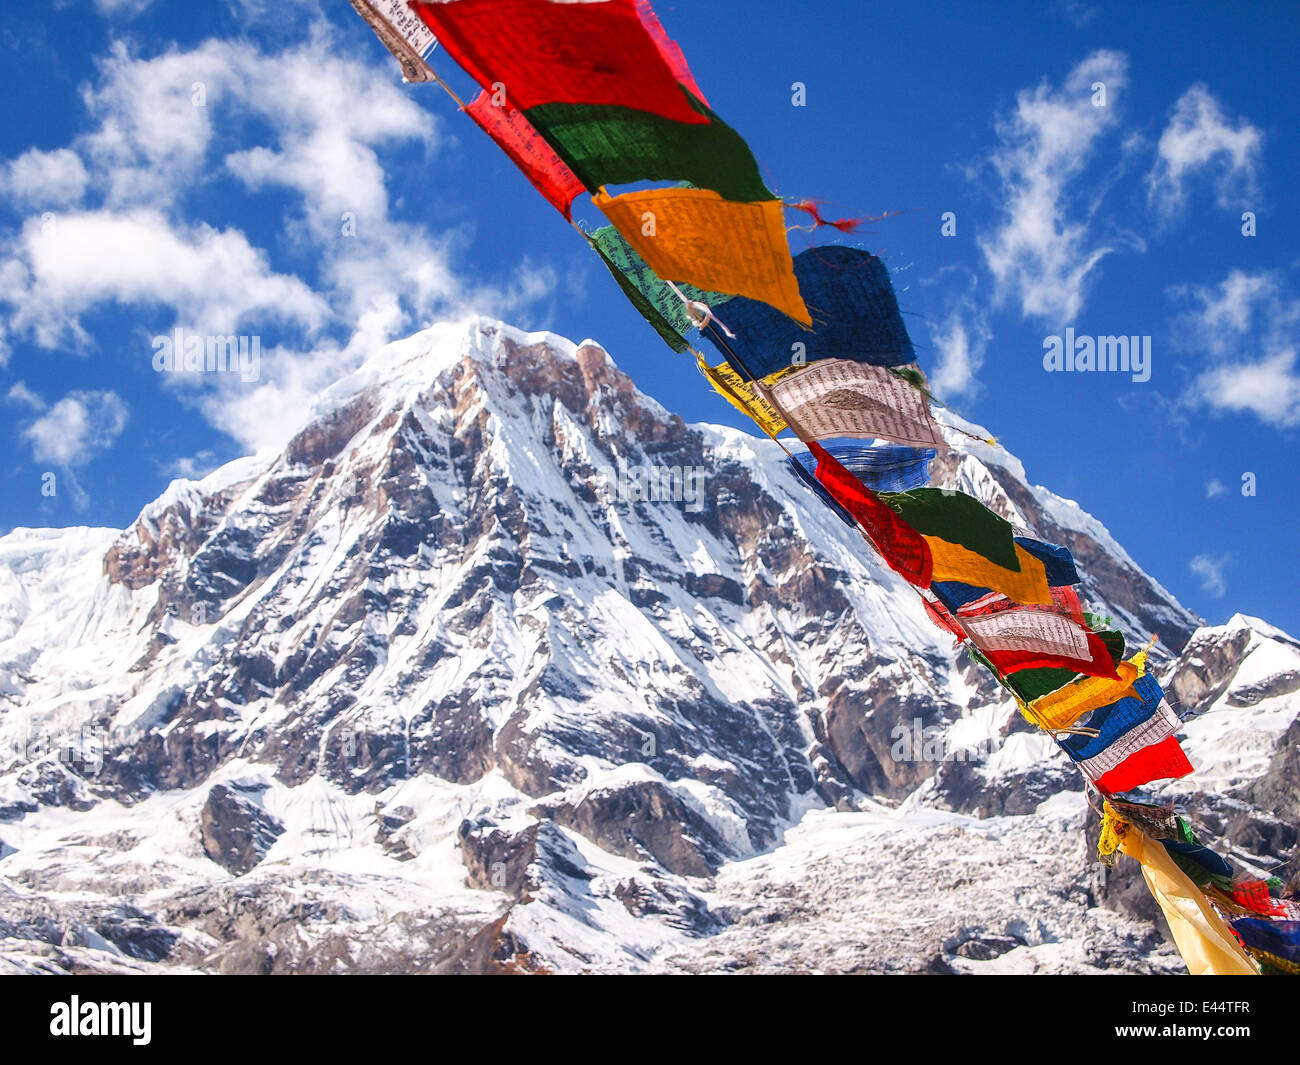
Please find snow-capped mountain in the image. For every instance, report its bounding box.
[0,318,1294,974]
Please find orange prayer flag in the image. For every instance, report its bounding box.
[925,538,1053,607]
[593,187,811,325]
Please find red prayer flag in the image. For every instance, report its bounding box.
[410,0,708,124]
[1094,735,1193,794]
[809,441,932,587]
[633,0,707,105]
[465,91,586,217]
[981,627,1120,680]
[922,595,966,643]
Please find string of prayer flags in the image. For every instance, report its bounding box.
[1061,674,1193,790]
[593,187,811,324]
[526,92,774,202]
[791,444,935,494]
[808,441,933,586]
[348,0,438,82]
[466,93,587,218]
[766,360,946,447]
[699,246,916,378]
[410,0,708,123]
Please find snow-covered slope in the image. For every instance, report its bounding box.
[0,318,1292,974]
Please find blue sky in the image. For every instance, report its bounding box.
[1,0,1297,635]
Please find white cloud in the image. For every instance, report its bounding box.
[1205,478,1225,499]
[1189,552,1231,598]
[1194,350,1300,427]
[927,306,992,400]
[5,381,45,410]
[1175,269,1300,427]
[21,390,128,466]
[3,209,329,349]
[3,148,89,209]
[0,23,560,459]
[90,0,158,16]
[1147,85,1263,217]
[165,450,221,480]
[977,50,1128,324]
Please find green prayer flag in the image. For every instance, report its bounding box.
[878,488,1021,571]
[590,225,731,339]
[587,234,690,352]
[526,89,774,204]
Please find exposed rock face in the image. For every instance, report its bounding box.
[200,784,285,876]
[0,318,1291,974]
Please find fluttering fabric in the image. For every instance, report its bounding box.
[1024,651,1147,731]
[1061,673,1193,790]
[466,92,587,218]
[1232,919,1300,971]
[881,488,1021,571]
[632,0,707,103]
[791,444,934,494]
[981,627,1122,680]
[590,225,729,340]
[1062,674,1170,762]
[924,538,1053,607]
[589,234,691,352]
[767,360,945,447]
[593,187,811,324]
[809,441,932,586]
[409,0,708,122]
[699,246,915,378]
[787,456,855,527]
[699,356,788,436]
[1013,537,1081,587]
[526,91,773,202]
[1116,826,1259,975]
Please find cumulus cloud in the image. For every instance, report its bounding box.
[0,25,561,455]
[3,148,89,209]
[1173,269,1300,427]
[1189,553,1231,598]
[4,208,329,349]
[5,381,46,410]
[1147,85,1263,218]
[20,390,128,466]
[1205,478,1225,499]
[977,50,1129,324]
[927,306,992,400]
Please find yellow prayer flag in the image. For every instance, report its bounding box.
[1026,651,1149,731]
[593,187,811,325]
[1117,825,1258,976]
[698,356,788,436]
[924,538,1053,607]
